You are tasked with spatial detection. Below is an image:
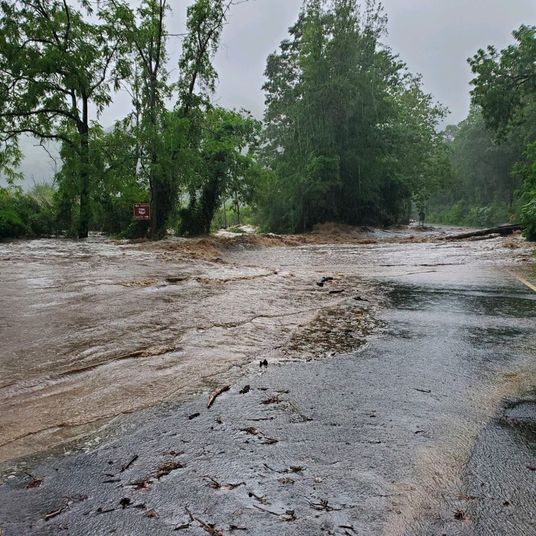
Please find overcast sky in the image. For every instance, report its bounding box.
[106,0,536,125]
[9,0,536,186]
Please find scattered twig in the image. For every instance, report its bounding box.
[96,506,116,515]
[119,498,132,509]
[248,491,269,504]
[120,455,139,473]
[240,427,278,444]
[154,461,185,479]
[454,509,468,521]
[44,506,67,521]
[204,476,245,490]
[289,466,304,473]
[307,498,343,512]
[414,388,432,394]
[186,507,224,536]
[207,385,230,409]
[25,473,43,489]
[188,412,201,420]
[262,394,281,405]
[252,505,296,521]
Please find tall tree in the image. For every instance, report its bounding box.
[109,0,234,238]
[109,0,172,238]
[259,0,446,232]
[470,25,536,237]
[180,107,260,235]
[0,0,126,237]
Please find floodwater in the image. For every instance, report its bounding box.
[0,228,535,534]
[0,233,380,463]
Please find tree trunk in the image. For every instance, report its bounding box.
[78,97,90,239]
[445,224,521,240]
[235,196,240,225]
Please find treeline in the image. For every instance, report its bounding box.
[430,25,536,238]
[429,107,523,228]
[0,0,261,239]
[0,1,535,240]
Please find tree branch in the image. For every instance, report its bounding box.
[1,128,75,147]
[0,107,78,122]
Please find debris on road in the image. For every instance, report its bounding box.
[207,385,231,409]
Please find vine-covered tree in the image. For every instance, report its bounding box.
[107,0,234,238]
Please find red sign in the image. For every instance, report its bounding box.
[133,203,151,221]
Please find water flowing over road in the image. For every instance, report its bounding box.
[0,229,534,534]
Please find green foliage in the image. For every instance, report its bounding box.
[91,124,149,236]
[429,200,511,228]
[257,0,448,232]
[429,107,522,227]
[470,25,536,137]
[180,107,261,235]
[0,0,128,237]
[515,141,536,240]
[470,25,536,239]
[0,185,57,239]
[107,0,232,238]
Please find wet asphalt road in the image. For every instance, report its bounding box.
[0,237,535,535]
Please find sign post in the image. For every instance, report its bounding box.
[133,203,151,221]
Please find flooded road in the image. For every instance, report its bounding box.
[0,234,378,463]
[0,228,535,534]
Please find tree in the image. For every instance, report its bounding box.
[0,0,126,238]
[470,25,536,237]
[108,0,234,238]
[108,0,173,238]
[180,107,261,235]
[429,107,522,228]
[470,25,536,136]
[258,0,447,232]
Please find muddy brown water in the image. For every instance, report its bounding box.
[0,228,535,534]
[0,233,382,464]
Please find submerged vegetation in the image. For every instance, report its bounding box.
[0,1,535,240]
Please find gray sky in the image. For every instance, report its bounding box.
[212,0,536,124]
[8,0,536,187]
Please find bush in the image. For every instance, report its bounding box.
[0,191,28,238]
[428,200,513,228]
[0,185,57,239]
[520,195,536,241]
